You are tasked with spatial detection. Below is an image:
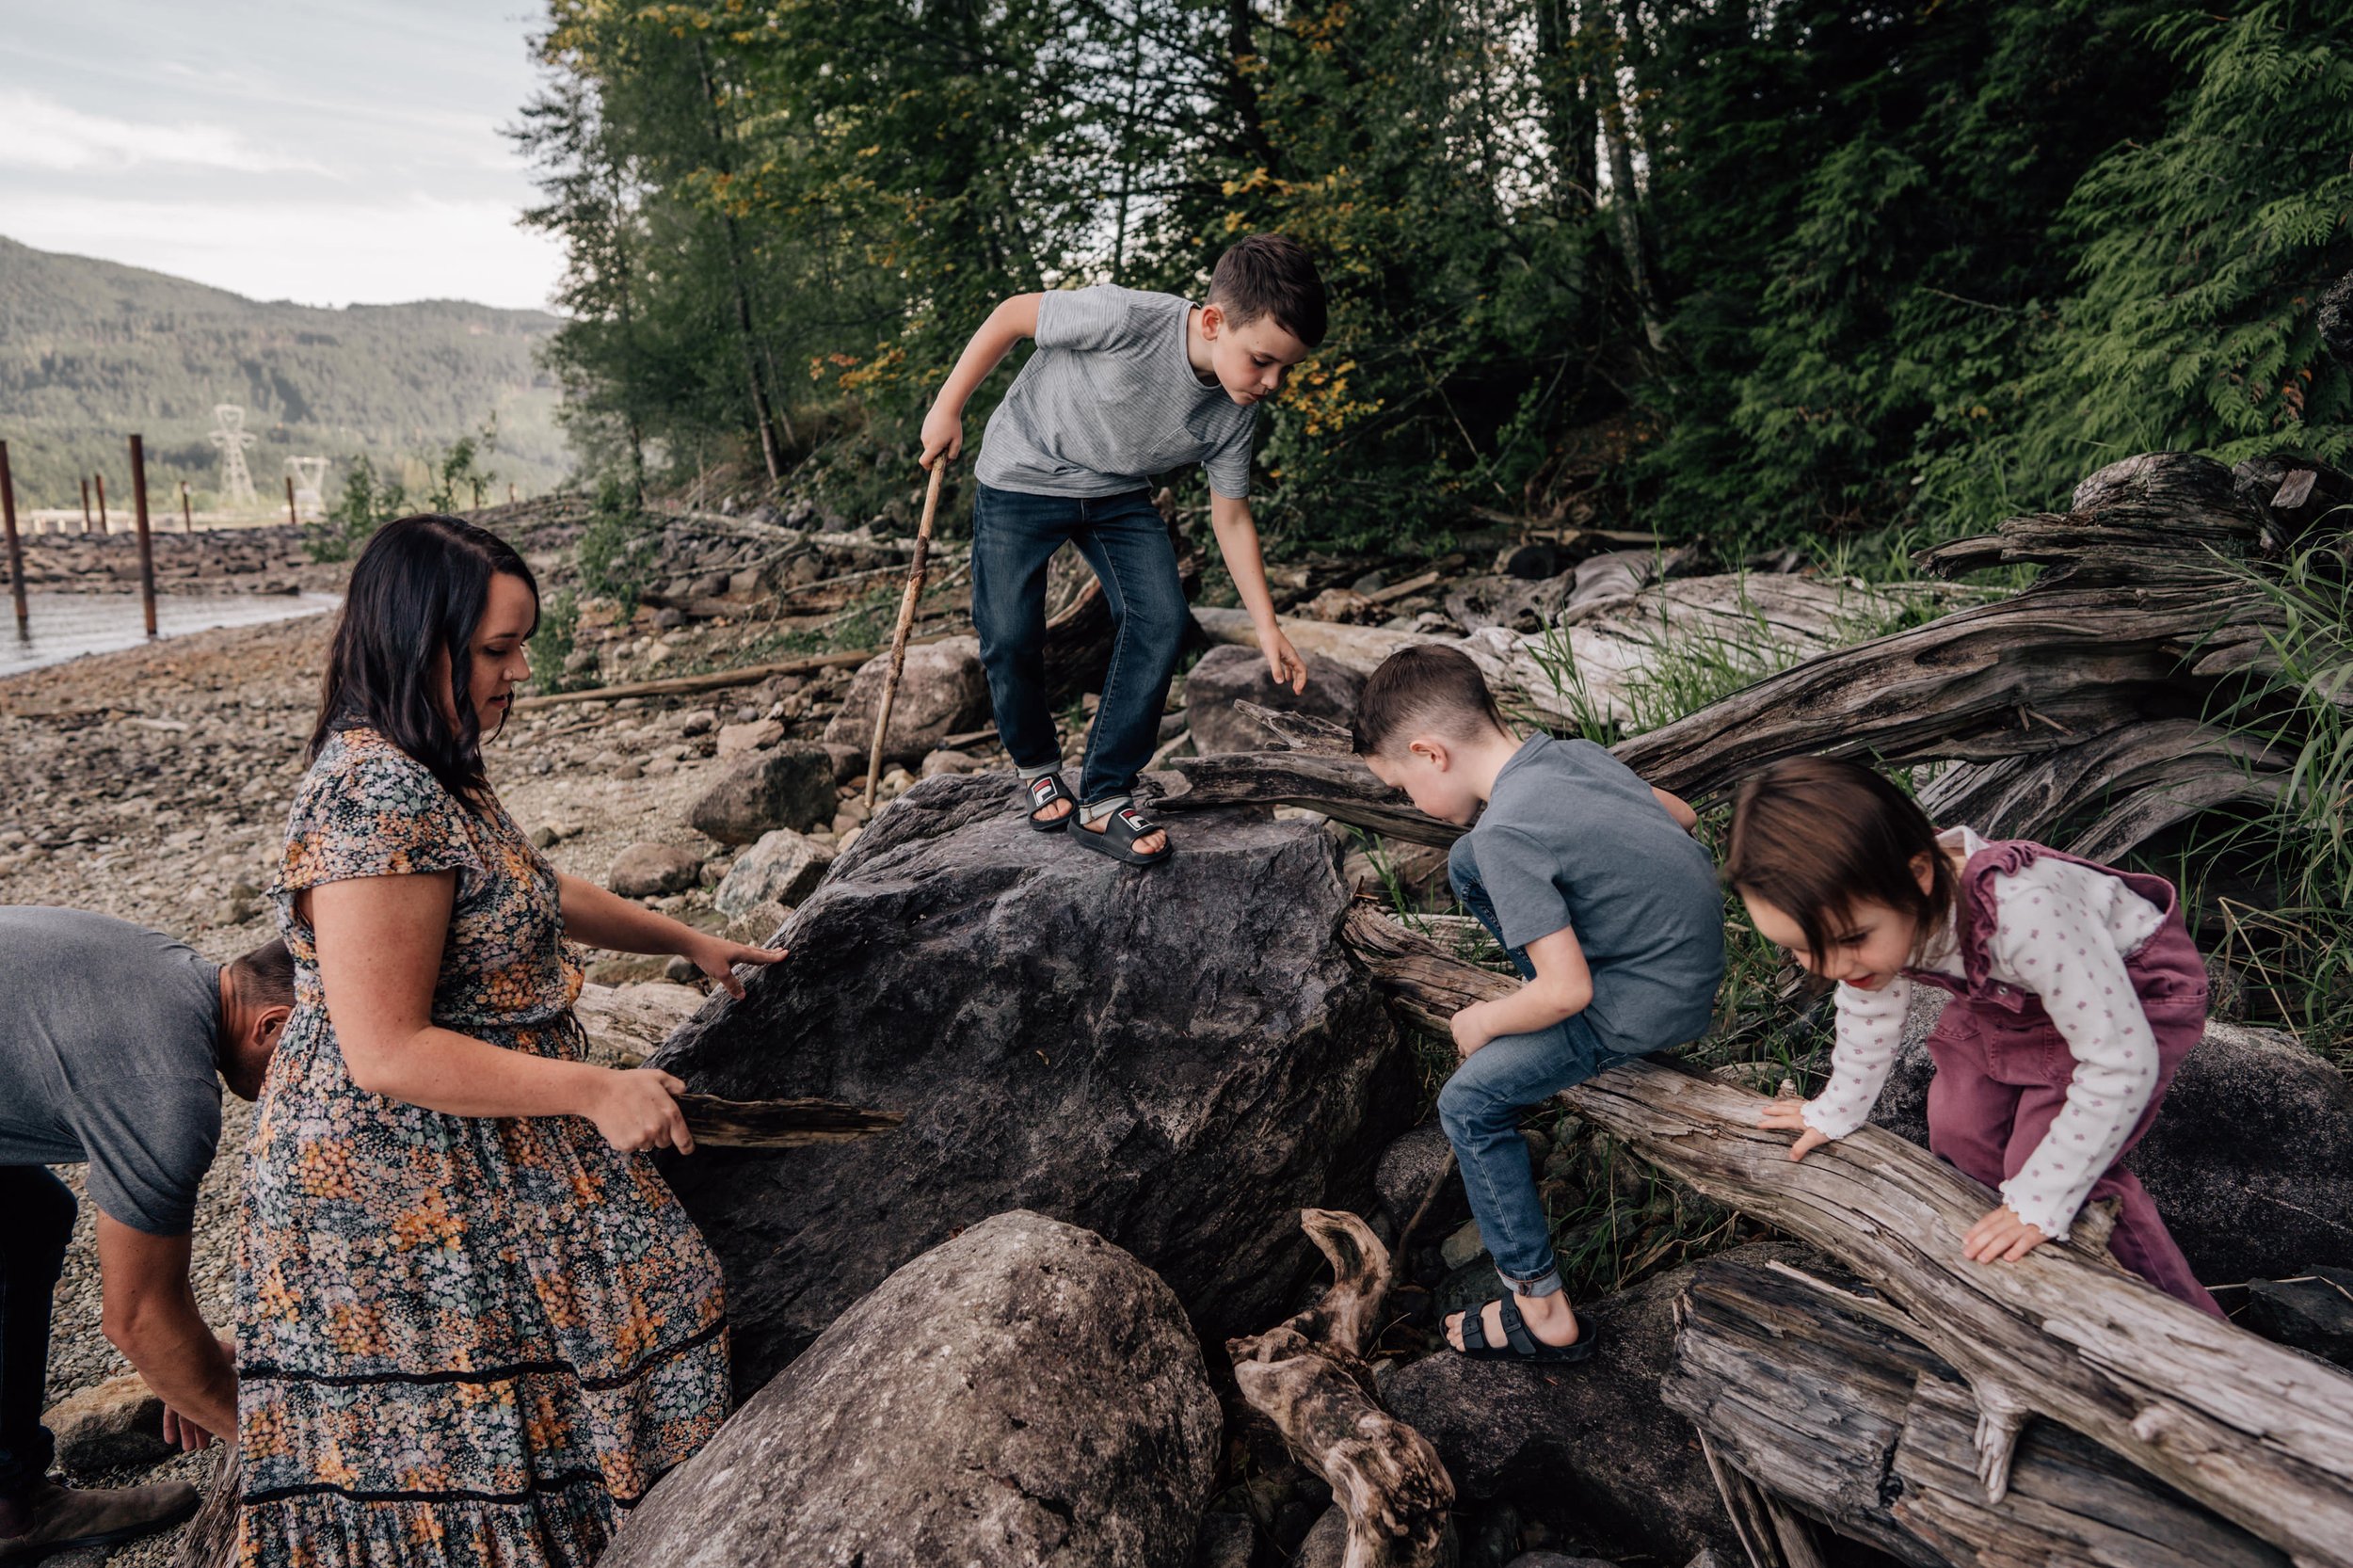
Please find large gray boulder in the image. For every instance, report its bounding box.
[712,827,834,915]
[1185,644,1366,755]
[1383,1247,1791,1565]
[651,771,1414,1393]
[688,744,837,843]
[1873,993,2353,1282]
[823,635,990,765]
[603,1211,1221,1568]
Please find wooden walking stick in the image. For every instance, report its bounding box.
[865,458,948,809]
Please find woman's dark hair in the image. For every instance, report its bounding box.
[306,514,537,806]
[1724,756,1957,965]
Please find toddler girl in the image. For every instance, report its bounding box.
[1724,756,2223,1317]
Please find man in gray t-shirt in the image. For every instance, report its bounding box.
[0,908,292,1560]
[920,234,1326,868]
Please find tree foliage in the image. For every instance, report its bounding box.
[517,1,2353,552]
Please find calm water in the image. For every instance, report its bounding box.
[0,591,342,680]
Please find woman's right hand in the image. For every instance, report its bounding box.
[585,1066,695,1154]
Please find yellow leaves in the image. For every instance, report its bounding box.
[857,144,882,157]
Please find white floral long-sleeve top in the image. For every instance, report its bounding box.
[1800,826,2167,1239]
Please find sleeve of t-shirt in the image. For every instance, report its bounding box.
[1471,824,1574,950]
[1802,975,1912,1140]
[1203,411,1257,501]
[70,1073,220,1236]
[1034,286,1151,355]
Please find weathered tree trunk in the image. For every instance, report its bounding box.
[1337,906,2353,1568]
[676,1093,903,1149]
[1226,1209,1454,1568]
[1662,1259,2288,1568]
[173,1446,238,1568]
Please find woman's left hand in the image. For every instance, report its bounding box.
[682,935,788,999]
[1961,1204,2049,1264]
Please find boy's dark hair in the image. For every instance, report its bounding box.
[306,513,538,809]
[228,937,296,1012]
[1208,234,1328,348]
[1352,644,1511,758]
[1723,756,1957,967]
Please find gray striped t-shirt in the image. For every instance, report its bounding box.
[975,285,1259,500]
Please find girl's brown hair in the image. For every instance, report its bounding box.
[1724,756,1958,966]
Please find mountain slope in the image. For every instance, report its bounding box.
[0,235,570,507]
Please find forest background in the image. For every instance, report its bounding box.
[518,0,2353,554]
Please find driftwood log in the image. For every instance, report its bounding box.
[1226,1209,1454,1568]
[1662,1259,2286,1568]
[676,1093,904,1149]
[1337,906,2353,1568]
[171,1446,237,1568]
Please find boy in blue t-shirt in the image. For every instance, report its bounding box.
[1354,645,1724,1362]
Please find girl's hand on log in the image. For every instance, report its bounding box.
[1961,1204,2048,1264]
[586,1066,696,1155]
[1449,1003,1495,1059]
[1758,1096,1832,1161]
[682,934,787,1000]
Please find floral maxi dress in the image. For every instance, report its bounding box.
[237,728,729,1566]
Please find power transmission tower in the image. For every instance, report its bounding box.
[211,405,257,506]
[286,456,328,520]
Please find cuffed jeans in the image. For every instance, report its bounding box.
[1443,843,1634,1299]
[969,483,1186,820]
[0,1167,75,1501]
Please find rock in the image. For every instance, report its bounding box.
[649,771,1413,1392]
[573,981,707,1066]
[1385,1247,1780,1565]
[1376,1121,1469,1238]
[680,711,716,737]
[1305,587,1376,623]
[823,636,990,765]
[664,954,700,984]
[728,565,771,598]
[713,829,836,916]
[1506,1556,1620,1568]
[1184,645,1368,756]
[1495,542,1563,580]
[2239,1266,2353,1369]
[694,570,730,598]
[1295,1507,1349,1568]
[603,1211,1221,1568]
[43,1371,168,1473]
[1191,1512,1254,1568]
[921,748,984,777]
[1874,998,2353,1281]
[608,841,704,898]
[688,744,838,843]
[1440,1218,1491,1273]
[822,743,866,785]
[716,719,786,756]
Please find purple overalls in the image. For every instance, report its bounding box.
[1906,840,2225,1319]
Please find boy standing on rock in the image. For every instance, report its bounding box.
[0,909,293,1560]
[919,234,1325,866]
[1353,647,1723,1362]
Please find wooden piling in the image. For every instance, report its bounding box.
[1,440,26,636]
[80,476,92,534]
[180,479,193,533]
[95,472,108,535]
[285,475,297,527]
[130,435,157,637]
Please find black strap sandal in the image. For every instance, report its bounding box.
[1022,773,1076,832]
[1070,803,1174,866]
[1452,1296,1599,1364]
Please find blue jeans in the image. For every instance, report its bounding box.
[0,1167,76,1501]
[1442,843,1631,1298]
[969,484,1187,819]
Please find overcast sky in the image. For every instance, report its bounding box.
[1,1,568,311]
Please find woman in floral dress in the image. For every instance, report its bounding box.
[238,514,779,1566]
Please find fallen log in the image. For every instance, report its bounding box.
[512,637,950,711]
[1337,904,2353,1568]
[1226,1209,1454,1568]
[1661,1258,2286,1568]
[171,1446,237,1568]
